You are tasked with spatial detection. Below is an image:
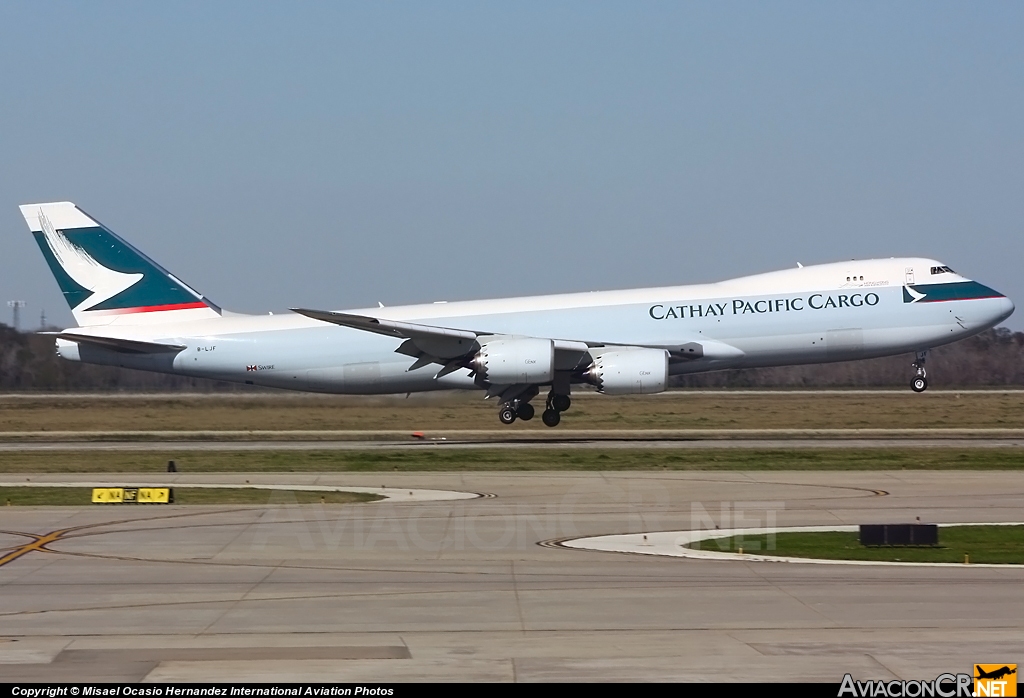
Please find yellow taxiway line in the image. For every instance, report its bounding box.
[0,529,69,568]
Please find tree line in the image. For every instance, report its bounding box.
[674,327,1024,388]
[1,323,1022,391]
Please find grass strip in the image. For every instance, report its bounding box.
[693,526,1024,564]
[3,392,1024,432]
[0,486,382,506]
[0,448,1023,472]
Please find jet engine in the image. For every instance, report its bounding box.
[470,338,555,384]
[583,348,668,395]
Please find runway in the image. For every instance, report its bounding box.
[2,470,1023,682]
[3,434,1024,451]
[2,389,1023,399]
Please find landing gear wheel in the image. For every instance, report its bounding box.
[498,406,517,424]
[552,394,571,412]
[910,351,928,393]
[542,409,561,427]
[517,403,535,421]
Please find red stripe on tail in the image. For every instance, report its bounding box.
[92,301,209,315]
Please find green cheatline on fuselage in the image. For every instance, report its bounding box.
[903,280,1003,304]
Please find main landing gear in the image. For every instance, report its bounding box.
[910,351,928,393]
[498,399,536,425]
[496,388,570,427]
[541,391,571,428]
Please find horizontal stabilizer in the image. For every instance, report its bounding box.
[45,332,187,354]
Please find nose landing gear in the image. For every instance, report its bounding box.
[910,351,928,393]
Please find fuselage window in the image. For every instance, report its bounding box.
[930,266,954,275]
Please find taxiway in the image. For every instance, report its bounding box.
[2,470,1023,682]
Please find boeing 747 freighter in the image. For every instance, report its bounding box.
[19,202,1014,426]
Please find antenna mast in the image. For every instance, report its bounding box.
[7,300,26,331]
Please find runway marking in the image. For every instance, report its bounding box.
[0,509,265,569]
[2,476,887,571]
[0,529,72,568]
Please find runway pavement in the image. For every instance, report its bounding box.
[2,470,1023,682]
[4,424,1024,451]
[3,435,1024,451]
[2,389,1023,398]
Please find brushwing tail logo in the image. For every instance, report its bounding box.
[37,210,143,313]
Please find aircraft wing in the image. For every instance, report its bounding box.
[293,309,479,345]
[290,307,743,367]
[44,332,187,354]
[291,308,482,360]
[291,308,592,372]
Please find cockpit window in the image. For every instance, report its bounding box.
[930,266,955,275]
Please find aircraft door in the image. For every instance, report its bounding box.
[343,361,382,392]
[825,328,864,360]
[306,362,382,393]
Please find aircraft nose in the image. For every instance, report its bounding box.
[996,294,1015,323]
[984,288,1015,326]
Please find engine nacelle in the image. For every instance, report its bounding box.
[583,348,668,395]
[471,338,555,384]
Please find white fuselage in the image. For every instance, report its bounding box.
[57,257,1014,394]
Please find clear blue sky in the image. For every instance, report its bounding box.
[2,2,1022,329]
